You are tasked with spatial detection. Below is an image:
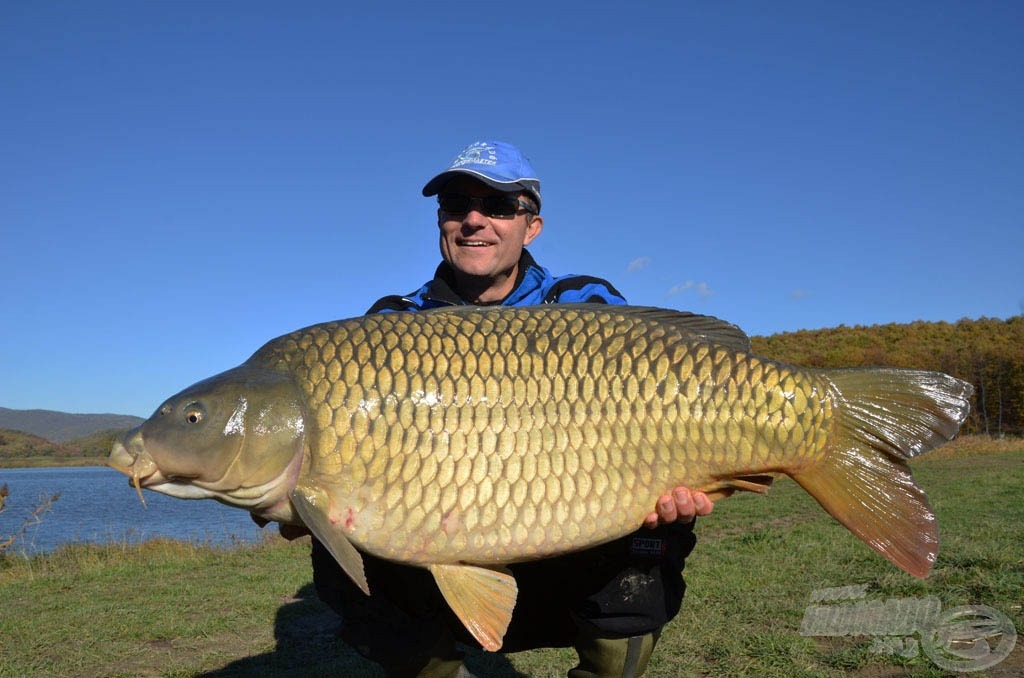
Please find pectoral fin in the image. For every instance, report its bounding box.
[429,563,517,652]
[291,480,369,595]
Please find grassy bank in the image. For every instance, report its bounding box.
[0,455,106,469]
[1,447,1021,677]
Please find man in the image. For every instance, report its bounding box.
[312,141,713,677]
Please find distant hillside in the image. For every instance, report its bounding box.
[751,315,1024,436]
[0,427,130,466]
[0,427,76,459]
[0,408,143,443]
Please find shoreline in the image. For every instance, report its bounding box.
[0,456,107,470]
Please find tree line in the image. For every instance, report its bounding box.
[750,315,1024,436]
[0,427,121,461]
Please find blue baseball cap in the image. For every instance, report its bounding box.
[422,140,542,211]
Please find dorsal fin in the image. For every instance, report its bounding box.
[552,304,751,353]
[419,303,752,353]
[618,306,751,352]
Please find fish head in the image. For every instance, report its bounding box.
[108,364,307,523]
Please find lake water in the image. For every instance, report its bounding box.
[0,466,265,555]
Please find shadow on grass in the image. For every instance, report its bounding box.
[201,583,527,677]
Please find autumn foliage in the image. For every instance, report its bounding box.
[751,316,1024,436]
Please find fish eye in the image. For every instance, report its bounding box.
[184,404,205,425]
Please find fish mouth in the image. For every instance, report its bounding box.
[108,438,161,505]
[108,438,219,501]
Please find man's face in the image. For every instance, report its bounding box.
[437,176,543,302]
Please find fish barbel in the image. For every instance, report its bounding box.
[107,305,972,650]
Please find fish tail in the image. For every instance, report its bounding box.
[789,368,973,578]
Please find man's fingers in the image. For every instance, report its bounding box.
[645,487,715,529]
[659,494,678,522]
[672,488,695,521]
[692,491,714,516]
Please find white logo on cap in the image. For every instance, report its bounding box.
[451,142,497,168]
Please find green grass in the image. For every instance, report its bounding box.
[0,455,106,468]
[641,450,1024,677]
[1,448,1021,677]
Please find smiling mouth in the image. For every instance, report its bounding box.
[456,239,493,247]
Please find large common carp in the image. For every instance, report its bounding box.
[108,305,972,651]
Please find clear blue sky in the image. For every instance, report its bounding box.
[2,2,1021,418]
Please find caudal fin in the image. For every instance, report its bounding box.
[790,368,972,578]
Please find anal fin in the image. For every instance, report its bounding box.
[429,563,517,652]
[700,474,777,501]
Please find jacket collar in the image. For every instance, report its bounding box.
[425,249,540,306]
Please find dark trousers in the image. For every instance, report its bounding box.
[311,523,695,669]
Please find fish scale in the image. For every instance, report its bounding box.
[109,303,972,651]
[251,305,829,564]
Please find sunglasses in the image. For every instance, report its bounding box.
[437,192,536,218]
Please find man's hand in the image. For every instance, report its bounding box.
[643,487,713,529]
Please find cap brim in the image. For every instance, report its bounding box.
[422,169,520,195]
[422,169,542,209]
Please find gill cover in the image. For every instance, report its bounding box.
[128,364,307,513]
